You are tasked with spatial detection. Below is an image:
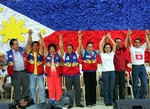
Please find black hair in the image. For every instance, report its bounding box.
[103,43,112,53]
[86,42,93,47]
[67,44,74,49]
[134,38,141,42]
[9,38,18,48]
[48,43,57,51]
[31,41,39,46]
[115,38,121,42]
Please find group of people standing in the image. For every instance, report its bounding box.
[0,29,150,108]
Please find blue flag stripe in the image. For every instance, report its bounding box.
[1,0,150,30]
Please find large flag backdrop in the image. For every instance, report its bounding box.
[0,0,150,62]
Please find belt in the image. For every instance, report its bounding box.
[132,64,144,67]
[14,69,26,72]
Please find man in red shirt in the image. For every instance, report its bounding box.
[113,35,128,101]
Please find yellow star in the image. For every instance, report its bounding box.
[40,29,46,34]
[0,7,3,12]
[0,16,28,43]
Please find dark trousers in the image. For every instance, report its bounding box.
[83,72,96,106]
[2,83,11,98]
[102,71,115,105]
[114,70,125,101]
[132,65,147,99]
[11,71,29,101]
[65,76,81,106]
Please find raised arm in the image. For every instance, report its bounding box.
[107,33,116,52]
[145,29,150,50]
[77,31,82,54]
[124,31,128,48]
[99,35,106,53]
[26,29,33,53]
[43,43,48,57]
[59,34,64,57]
[38,32,45,55]
[126,30,132,47]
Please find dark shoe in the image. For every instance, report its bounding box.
[105,104,109,106]
[68,105,73,108]
[109,103,114,106]
[92,104,96,106]
[76,104,84,107]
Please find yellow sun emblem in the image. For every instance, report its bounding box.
[0,16,28,43]
[40,28,46,35]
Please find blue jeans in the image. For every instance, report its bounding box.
[102,71,115,105]
[132,65,147,99]
[29,74,46,103]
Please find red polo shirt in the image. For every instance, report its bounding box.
[114,46,126,71]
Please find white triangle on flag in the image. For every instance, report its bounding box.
[0,3,54,52]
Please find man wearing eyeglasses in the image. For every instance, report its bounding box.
[113,35,128,101]
[127,30,150,99]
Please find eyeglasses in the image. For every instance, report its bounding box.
[116,41,121,43]
[135,42,141,43]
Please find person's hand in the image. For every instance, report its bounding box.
[28,29,33,35]
[106,33,111,38]
[127,29,132,35]
[98,72,102,78]
[6,74,9,77]
[59,34,63,39]
[145,29,150,35]
[20,99,27,107]
[102,35,106,39]
[78,30,82,40]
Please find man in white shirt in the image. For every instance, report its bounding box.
[127,30,150,99]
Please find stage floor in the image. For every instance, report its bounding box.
[0,99,114,109]
[71,102,113,109]
[0,99,113,109]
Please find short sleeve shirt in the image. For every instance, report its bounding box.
[100,51,115,72]
[129,43,147,65]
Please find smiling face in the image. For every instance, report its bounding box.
[49,47,56,55]
[104,43,112,53]
[32,43,39,52]
[86,42,93,53]
[67,45,74,54]
[115,38,122,49]
[31,41,39,52]
[48,44,57,56]
[134,38,141,48]
[11,40,19,51]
